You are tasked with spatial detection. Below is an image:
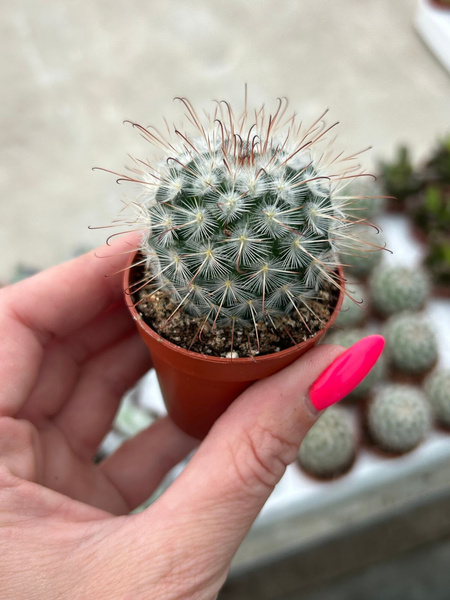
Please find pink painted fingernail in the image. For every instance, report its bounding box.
[309,335,385,411]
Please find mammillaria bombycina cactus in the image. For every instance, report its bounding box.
[298,406,357,478]
[424,369,450,427]
[105,97,380,356]
[369,264,430,317]
[325,328,385,399]
[384,312,438,376]
[335,280,367,328]
[367,384,431,453]
[342,178,386,221]
[339,225,384,280]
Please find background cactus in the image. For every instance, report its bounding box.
[325,328,385,399]
[424,369,450,427]
[384,312,438,375]
[335,281,367,328]
[369,264,430,317]
[112,98,378,353]
[298,406,357,478]
[339,225,384,280]
[367,384,431,453]
[342,178,386,221]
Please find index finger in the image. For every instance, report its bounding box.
[0,233,141,417]
[1,233,141,344]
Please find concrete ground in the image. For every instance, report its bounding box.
[288,536,450,600]
[1,0,450,280]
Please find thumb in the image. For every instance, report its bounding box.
[139,335,384,567]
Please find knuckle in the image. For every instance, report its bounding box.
[231,424,298,493]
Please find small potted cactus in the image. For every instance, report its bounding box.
[383,312,439,380]
[424,369,450,428]
[106,97,379,438]
[298,405,358,479]
[367,384,431,454]
[369,264,430,318]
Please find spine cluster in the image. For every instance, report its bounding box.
[110,97,380,334]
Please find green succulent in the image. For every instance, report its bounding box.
[368,384,431,453]
[335,281,367,328]
[384,312,438,375]
[112,98,376,351]
[410,184,450,237]
[326,328,385,399]
[378,145,420,204]
[424,369,450,427]
[298,406,357,478]
[369,264,429,317]
[425,135,450,184]
[424,235,450,290]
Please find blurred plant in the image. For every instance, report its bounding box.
[424,369,450,427]
[424,234,450,291]
[424,135,450,184]
[341,178,386,221]
[114,393,156,437]
[410,184,450,238]
[298,406,357,478]
[10,264,40,284]
[339,225,384,280]
[369,264,429,317]
[335,280,367,328]
[104,97,381,352]
[378,145,420,208]
[367,384,431,454]
[384,312,438,376]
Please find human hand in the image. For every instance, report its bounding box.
[0,237,382,599]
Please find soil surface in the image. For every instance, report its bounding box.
[132,268,339,358]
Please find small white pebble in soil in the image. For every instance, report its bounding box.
[225,351,240,359]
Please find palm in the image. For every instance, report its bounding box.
[0,239,196,517]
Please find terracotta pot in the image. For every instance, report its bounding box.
[124,253,345,439]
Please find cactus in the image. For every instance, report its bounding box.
[326,328,385,399]
[339,225,383,279]
[369,264,430,317]
[367,384,431,453]
[335,280,367,328]
[384,312,438,375]
[342,178,386,221]
[110,98,377,354]
[298,406,357,478]
[424,369,450,427]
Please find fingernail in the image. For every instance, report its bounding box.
[308,335,385,411]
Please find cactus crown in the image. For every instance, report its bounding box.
[111,97,378,337]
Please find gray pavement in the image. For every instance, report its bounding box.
[1,0,450,279]
[289,536,450,600]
